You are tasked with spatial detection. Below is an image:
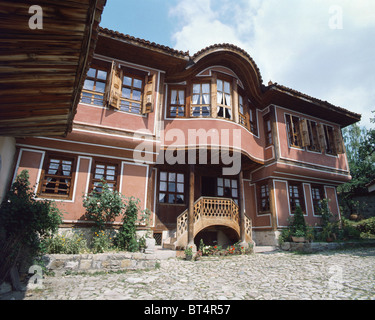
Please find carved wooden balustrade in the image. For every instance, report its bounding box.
[176,197,252,248]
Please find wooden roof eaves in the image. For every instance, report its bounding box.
[65,0,106,136]
[265,84,362,127]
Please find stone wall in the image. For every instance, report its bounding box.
[281,240,375,253]
[43,252,160,276]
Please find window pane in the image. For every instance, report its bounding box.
[177,183,184,193]
[217,80,223,91]
[217,178,223,187]
[171,90,177,104]
[176,195,184,203]
[87,68,96,78]
[177,174,184,183]
[169,172,176,182]
[122,88,131,99]
[168,182,176,192]
[160,181,167,191]
[232,189,238,198]
[193,84,201,94]
[170,106,177,117]
[83,79,94,91]
[217,187,224,196]
[225,179,231,187]
[224,81,230,94]
[202,106,210,116]
[133,90,141,101]
[123,76,132,86]
[192,106,200,116]
[202,83,210,94]
[178,90,185,104]
[232,180,237,188]
[97,70,107,80]
[133,79,142,88]
[168,194,175,203]
[160,172,167,181]
[96,81,106,93]
[202,94,210,104]
[159,193,166,203]
[192,94,200,105]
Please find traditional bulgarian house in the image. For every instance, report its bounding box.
[11,27,361,248]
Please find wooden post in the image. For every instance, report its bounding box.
[187,164,195,248]
[239,170,246,243]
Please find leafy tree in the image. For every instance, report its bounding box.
[0,170,62,282]
[338,121,375,216]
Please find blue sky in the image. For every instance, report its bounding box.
[101,0,375,129]
[101,0,178,47]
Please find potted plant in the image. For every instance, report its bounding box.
[184,246,193,260]
[291,229,306,243]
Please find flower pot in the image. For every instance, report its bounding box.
[349,214,358,221]
[185,255,193,261]
[291,236,305,243]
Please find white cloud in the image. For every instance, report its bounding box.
[169,0,375,128]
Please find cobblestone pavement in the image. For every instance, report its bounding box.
[5,248,375,300]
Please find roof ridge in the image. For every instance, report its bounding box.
[99,27,190,58]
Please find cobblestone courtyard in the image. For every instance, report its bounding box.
[4,247,375,300]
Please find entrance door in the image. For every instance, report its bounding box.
[201,176,216,197]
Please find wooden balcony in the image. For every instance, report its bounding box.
[175,196,252,248]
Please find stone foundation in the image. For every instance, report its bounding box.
[42,252,160,276]
[253,230,280,246]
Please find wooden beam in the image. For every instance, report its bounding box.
[187,164,195,247]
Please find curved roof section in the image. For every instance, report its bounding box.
[191,43,264,86]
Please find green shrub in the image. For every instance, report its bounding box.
[41,233,88,254]
[91,230,113,253]
[83,180,125,231]
[355,217,375,235]
[114,197,140,252]
[0,170,62,281]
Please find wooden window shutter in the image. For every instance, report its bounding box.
[142,74,154,114]
[318,123,326,152]
[104,61,122,110]
[334,127,345,154]
[299,119,310,147]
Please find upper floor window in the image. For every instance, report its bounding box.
[285,114,302,148]
[323,125,336,155]
[168,88,185,117]
[191,83,210,117]
[264,114,273,146]
[81,67,108,106]
[38,154,76,199]
[120,73,143,114]
[306,120,321,152]
[217,79,232,119]
[217,177,238,205]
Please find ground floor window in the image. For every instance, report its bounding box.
[288,182,305,213]
[159,171,185,204]
[311,185,325,214]
[91,161,119,194]
[258,182,270,212]
[39,154,76,199]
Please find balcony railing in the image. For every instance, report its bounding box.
[176,197,252,247]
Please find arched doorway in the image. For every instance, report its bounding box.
[194,225,239,249]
